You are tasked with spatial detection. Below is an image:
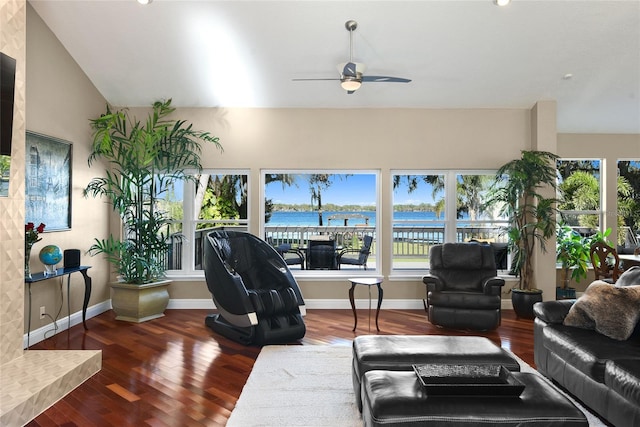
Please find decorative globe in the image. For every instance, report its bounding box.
[39,245,63,267]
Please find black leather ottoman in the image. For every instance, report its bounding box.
[352,335,520,411]
[362,370,588,427]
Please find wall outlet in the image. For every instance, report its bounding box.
[39,306,46,319]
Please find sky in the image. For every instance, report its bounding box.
[265,173,439,206]
[266,174,375,206]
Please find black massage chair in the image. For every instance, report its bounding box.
[204,228,306,345]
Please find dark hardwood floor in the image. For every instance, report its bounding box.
[27,308,535,426]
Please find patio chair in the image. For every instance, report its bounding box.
[306,238,337,269]
[274,243,305,269]
[203,228,306,345]
[337,235,373,270]
[590,241,624,283]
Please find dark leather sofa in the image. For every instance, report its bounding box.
[534,299,640,427]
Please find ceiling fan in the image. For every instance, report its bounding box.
[293,20,412,94]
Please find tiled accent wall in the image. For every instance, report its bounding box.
[1,7,101,425]
[0,0,27,366]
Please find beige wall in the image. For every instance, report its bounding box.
[23,3,110,333]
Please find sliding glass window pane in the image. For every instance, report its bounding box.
[455,173,506,243]
[392,174,445,270]
[154,175,184,271]
[192,173,249,270]
[264,172,378,272]
[194,174,248,227]
[557,159,601,234]
[163,172,249,273]
[617,160,640,248]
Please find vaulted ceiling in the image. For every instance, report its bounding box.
[29,0,640,134]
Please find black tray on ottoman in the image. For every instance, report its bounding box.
[362,370,588,427]
[413,364,525,396]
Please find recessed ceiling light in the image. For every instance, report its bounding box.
[494,0,511,6]
[563,74,573,80]
[137,0,152,4]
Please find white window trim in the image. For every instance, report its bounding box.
[260,169,381,278]
[389,170,503,277]
[166,169,250,279]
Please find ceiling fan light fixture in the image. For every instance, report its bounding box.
[341,77,362,92]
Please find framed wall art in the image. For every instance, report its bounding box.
[25,131,72,230]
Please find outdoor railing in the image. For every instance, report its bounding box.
[166,225,508,270]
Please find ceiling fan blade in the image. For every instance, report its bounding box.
[292,78,341,81]
[362,76,412,83]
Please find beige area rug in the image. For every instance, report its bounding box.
[227,344,606,427]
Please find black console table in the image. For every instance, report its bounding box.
[25,266,92,347]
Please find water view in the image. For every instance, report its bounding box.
[268,210,466,227]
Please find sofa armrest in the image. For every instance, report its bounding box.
[422,274,444,292]
[482,276,505,296]
[533,299,575,324]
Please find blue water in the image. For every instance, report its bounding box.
[267,210,451,227]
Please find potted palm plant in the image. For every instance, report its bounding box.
[84,99,221,322]
[485,150,559,319]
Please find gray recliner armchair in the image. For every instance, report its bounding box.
[422,242,505,330]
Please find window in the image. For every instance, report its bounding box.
[163,171,249,275]
[391,173,445,270]
[617,160,640,247]
[392,171,507,271]
[262,171,378,274]
[557,159,602,236]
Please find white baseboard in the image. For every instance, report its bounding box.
[23,300,112,348]
[167,299,216,309]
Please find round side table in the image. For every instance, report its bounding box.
[348,277,384,332]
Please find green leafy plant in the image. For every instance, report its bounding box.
[556,224,591,286]
[485,150,559,291]
[84,99,222,284]
[556,225,612,287]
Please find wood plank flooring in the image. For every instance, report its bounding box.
[27,308,535,427]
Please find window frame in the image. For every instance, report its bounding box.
[556,158,603,235]
[166,169,250,278]
[260,169,381,278]
[390,170,507,275]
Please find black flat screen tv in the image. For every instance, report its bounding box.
[1,52,17,157]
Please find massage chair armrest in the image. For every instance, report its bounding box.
[533,299,575,325]
[422,274,444,292]
[482,276,505,296]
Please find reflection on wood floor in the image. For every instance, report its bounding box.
[27,308,535,426]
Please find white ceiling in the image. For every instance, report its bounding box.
[29,0,640,134]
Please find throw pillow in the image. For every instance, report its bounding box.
[564,280,640,340]
[617,266,640,287]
